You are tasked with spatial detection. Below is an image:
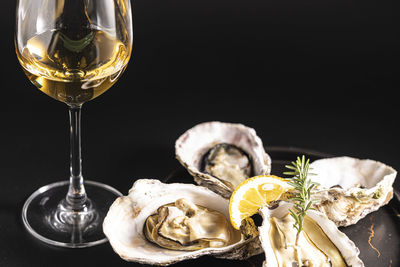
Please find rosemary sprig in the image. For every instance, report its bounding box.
[283,155,319,245]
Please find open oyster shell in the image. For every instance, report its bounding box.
[259,202,364,267]
[175,121,271,198]
[103,179,262,266]
[310,156,397,227]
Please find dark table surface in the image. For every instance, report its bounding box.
[1,0,399,266]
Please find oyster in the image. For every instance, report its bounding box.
[103,179,262,266]
[175,121,271,198]
[259,202,364,267]
[310,157,397,227]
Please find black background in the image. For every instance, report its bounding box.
[1,0,399,266]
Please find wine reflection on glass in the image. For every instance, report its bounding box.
[15,0,133,247]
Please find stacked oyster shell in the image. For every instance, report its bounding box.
[103,121,397,266]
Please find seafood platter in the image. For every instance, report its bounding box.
[103,121,399,266]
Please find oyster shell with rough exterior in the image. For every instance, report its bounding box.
[103,179,262,266]
[310,156,397,227]
[258,202,364,267]
[175,121,271,198]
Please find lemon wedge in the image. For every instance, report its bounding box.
[229,175,292,230]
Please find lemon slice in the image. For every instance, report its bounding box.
[229,175,292,230]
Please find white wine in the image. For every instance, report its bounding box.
[17,29,131,105]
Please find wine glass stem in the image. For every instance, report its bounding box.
[66,105,87,209]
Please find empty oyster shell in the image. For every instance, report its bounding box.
[103,179,262,266]
[259,202,364,267]
[310,156,397,227]
[175,121,271,198]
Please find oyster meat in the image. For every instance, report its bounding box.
[103,179,262,266]
[203,143,252,188]
[310,156,397,227]
[144,198,235,251]
[259,202,364,267]
[175,121,271,198]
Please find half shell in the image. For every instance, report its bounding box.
[175,121,271,198]
[310,156,397,227]
[103,179,262,266]
[259,202,364,267]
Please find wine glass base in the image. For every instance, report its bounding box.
[22,180,122,248]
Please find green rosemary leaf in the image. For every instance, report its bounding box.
[291,197,304,202]
[284,165,297,170]
[289,209,297,217]
[286,163,295,169]
[293,205,302,212]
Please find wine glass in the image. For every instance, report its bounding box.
[15,0,133,248]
